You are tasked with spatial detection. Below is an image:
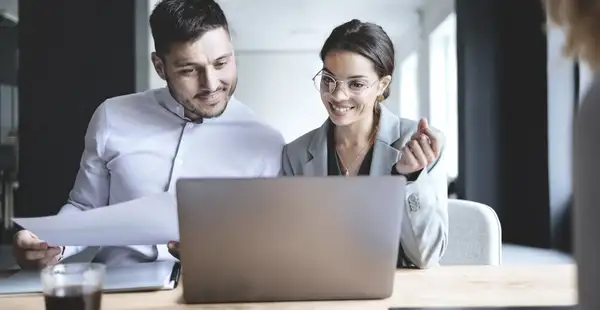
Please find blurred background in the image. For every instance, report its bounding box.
[0,0,592,265]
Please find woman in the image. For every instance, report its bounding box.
[281,19,448,269]
[545,1,600,309]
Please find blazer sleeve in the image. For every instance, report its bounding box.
[396,129,449,269]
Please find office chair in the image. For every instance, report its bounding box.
[440,199,502,265]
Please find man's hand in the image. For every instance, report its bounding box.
[168,241,180,259]
[395,119,440,175]
[13,230,63,269]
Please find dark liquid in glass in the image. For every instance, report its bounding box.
[44,285,102,310]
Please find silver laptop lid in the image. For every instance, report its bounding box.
[176,176,405,303]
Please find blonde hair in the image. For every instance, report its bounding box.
[544,0,600,71]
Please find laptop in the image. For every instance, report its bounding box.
[176,176,405,304]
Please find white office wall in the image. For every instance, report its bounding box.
[399,52,420,120]
[395,1,457,180]
[428,13,458,179]
[223,0,420,52]
[235,51,327,142]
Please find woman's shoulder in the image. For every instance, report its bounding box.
[284,127,322,156]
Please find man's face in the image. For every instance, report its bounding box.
[152,27,237,120]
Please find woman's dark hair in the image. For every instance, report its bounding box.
[320,19,395,99]
[150,0,229,57]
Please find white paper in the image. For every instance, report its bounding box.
[12,192,180,246]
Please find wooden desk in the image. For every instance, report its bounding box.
[1,264,577,310]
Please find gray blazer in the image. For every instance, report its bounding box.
[281,105,449,268]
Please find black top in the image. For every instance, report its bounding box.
[325,122,417,180]
[326,122,374,176]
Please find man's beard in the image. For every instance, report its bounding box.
[166,76,238,121]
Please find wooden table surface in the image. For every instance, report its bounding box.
[0,264,577,310]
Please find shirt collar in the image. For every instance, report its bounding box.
[155,87,239,123]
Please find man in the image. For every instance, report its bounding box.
[12,0,284,268]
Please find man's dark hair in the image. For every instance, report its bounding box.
[320,19,395,99]
[150,0,229,56]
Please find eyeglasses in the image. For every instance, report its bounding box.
[312,70,379,96]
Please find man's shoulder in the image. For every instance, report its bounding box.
[86,89,159,133]
[97,88,157,114]
[229,98,285,145]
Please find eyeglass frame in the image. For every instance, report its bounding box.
[311,69,382,97]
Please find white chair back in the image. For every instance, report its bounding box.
[440,199,502,265]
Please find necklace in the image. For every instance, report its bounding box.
[336,113,380,176]
[336,143,371,176]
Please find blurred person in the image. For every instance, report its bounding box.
[12,0,284,269]
[544,1,600,309]
[281,19,448,269]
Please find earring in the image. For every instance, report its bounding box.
[376,95,385,102]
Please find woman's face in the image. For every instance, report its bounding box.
[316,50,391,127]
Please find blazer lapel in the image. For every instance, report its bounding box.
[370,105,402,176]
[371,140,400,175]
[302,105,401,176]
[304,120,329,176]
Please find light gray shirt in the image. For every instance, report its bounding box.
[59,88,284,265]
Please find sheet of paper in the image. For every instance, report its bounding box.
[12,192,180,246]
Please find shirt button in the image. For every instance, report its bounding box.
[186,123,194,129]
[177,159,184,165]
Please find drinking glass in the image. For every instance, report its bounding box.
[41,263,106,310]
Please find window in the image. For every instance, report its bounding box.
[429,13,458,180]
[399,52,420,121]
